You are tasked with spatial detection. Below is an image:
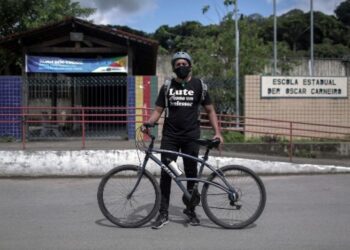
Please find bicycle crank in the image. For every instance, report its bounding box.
[182,189,201,208]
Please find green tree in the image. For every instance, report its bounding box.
[177,1,269,113]
[335,0,350,26]
[180,17,269,78]
[239,18,270,76]
[153,25,174,51]
[278,9,309,53]
[0,0,94,37]
[0,0,95,74]
[153,21,205,53]
[173,1,269,78]
[260,8,350,59]
[314,12,345,44]
[314,39,350,58]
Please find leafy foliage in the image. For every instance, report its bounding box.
[0,0,95,74]
[0,0,95,37]
[204,78,236,113]
[1,0,350,76]
[221,131,245,143]
[335,0,350,26]
[149,1,350,115]
[152,2,350,69]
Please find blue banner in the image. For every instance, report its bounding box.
[25,55,128,73]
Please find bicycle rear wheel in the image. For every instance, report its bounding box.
[97,165,160,228]
[201,165,266,229]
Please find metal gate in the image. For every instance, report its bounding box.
[25,75,128,140]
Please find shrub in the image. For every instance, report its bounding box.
[222,131,245,143]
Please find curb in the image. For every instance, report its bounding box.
[1,150,349,177]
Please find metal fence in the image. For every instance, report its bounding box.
[1,106,350,160]
[25,75,128,139]
[0,106,152,148]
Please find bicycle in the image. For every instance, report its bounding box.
[97,124,266,229]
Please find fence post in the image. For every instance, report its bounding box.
[21,107,26,150]
[289,122,293,162]
[81,108,85,149]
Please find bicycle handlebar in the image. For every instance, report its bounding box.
[140,123,220,150]
[143,122,158,129]
[140,123,158,140]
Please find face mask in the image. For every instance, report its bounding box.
[174,66,191,79]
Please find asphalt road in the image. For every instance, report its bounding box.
[0,174,349,250]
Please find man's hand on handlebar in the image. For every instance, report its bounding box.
[141,122,157,134]
[141,123,150,134]
[212,133,224,152]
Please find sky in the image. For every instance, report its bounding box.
[77,0,346,33]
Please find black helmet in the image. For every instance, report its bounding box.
[171,51,192,67]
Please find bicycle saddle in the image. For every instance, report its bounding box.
[195,138,221,149]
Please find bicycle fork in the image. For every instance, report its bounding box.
[126,152,178,200]
[126,153,150,199]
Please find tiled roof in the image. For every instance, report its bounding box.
[0,16,158,48]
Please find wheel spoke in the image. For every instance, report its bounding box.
[202,165,266,229]
[97,165,160,227]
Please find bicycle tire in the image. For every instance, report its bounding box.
[97,165,160,228]
[201,165,266,229]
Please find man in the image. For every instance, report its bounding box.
[144,51,223,229]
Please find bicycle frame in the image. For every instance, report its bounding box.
[99,127,266,229]
[131,143,238,202]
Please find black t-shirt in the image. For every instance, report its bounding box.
[155,77,212,139]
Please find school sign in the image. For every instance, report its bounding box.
[261,76,348,98]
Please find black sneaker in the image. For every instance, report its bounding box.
[183,209,200,226]
[151,213,169,229]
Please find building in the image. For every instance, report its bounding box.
[0,17,159,140]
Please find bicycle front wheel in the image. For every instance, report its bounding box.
[201,165,266,229]
[97,165,160,228]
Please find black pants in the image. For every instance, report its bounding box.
[159,136,200,214]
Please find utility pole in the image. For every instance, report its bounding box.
[310,0,314,76]
[273,0,277,75]
[234,0,240,127]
